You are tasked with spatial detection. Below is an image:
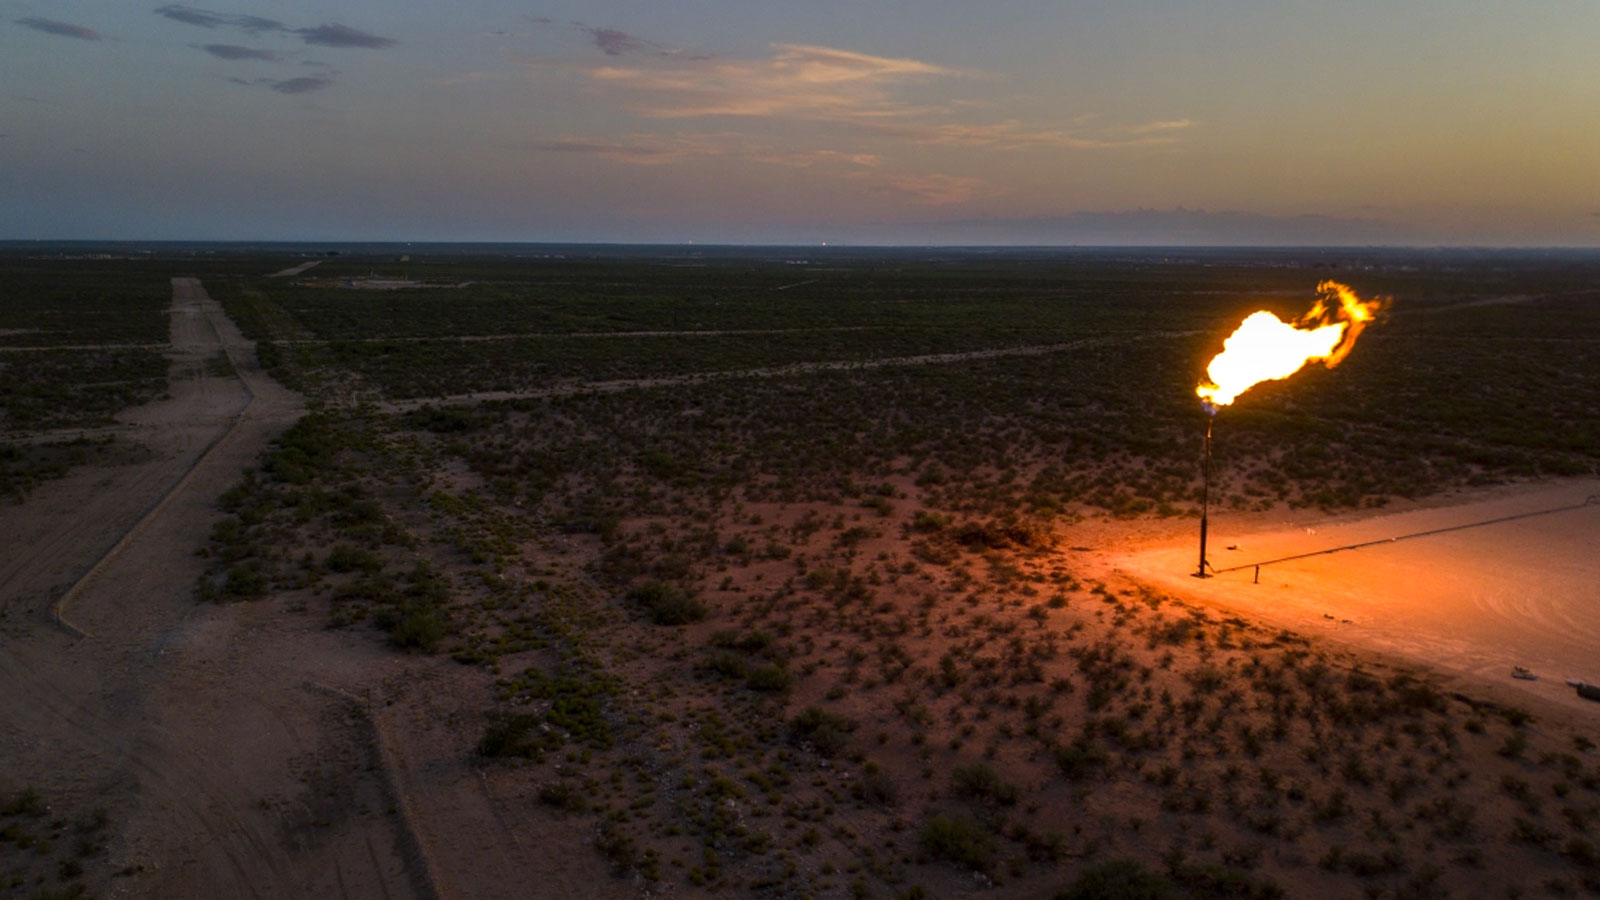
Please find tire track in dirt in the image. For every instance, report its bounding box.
[368,338,1089,413]
[370,332,1197,414]
[0,283,229,618]
[276,325,884,345]
[50,278,267,636]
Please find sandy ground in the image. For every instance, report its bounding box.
[0,279,426,899]
[1118,478,1600,713]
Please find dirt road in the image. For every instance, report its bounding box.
[374,335,1170,413]
[0,278,425,899]
[268,260,323,278]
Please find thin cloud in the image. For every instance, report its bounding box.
[537,134,882,169]
[521,29,1194,209]
[15,17,101,40]
[154,5,283,33]
[200,43,279,61]
[295,24,395,49]
[154,6,395,49]
[866,173,993,206]
[576,23,709,60]
[867,118,1196,150]
[548,42,955,121]
[530,18,710,60]
[525,29,1191,155]
[230,73,335,94]
[588,27,647,57]
[538,138,692,165]
[270,75,332,93]
[1124,118,1196,135]
[749,149,881,168]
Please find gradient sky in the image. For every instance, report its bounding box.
[3,1,1598,244]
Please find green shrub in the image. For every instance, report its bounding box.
[626,581,706,625]
[1055,860,1175,900]
[920,813,996,873]
[326,544,381,573]
[1055,742,1109,780]
[1,788,44,817]
[952,762,1019,806]
[1564,837,1599,869]
[791,706,856,757]
[263,413,339,484]
[387,601,446,649]
[703,652,748,680]
[221,564,266,600]
[1170,861,1285,899]
[853,762,898,806]
[476,713,541,758]
[537,781,588,813]
[745,663,795,693]
[403,405,483,433]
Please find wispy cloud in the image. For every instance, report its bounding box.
[153,5,395,49]
[269,75,332,93]
[865,173,994,206]
[230,73,335,94]
[15,17,101,40]
[155,5,281,33]
[575,23,710,60]
[588,27,649,57]
[865,118,1196,150]
[297,24,395,49]
[534,40,1190,152]
[750,148,881,168]
[1124,119,1196,135]
[526,26,1193,155]
[537,42,954,121]
[519,26,1193,209]
[537,133,882,169]
[537,138,693,165]
[526,18,710,60]
[200,43,279,61]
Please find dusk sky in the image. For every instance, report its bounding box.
[3,1,1597,245]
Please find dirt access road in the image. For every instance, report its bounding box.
[0,278,426,899]
[374,331,1201,413]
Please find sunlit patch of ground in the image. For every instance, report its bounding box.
[1119,478,1600,712]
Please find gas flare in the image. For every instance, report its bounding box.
[1197,281,1386,410]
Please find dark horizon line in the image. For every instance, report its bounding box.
[3,238,1599,253]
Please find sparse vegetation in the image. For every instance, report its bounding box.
[148,247,1600,897]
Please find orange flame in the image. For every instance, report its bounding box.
[1197,281,1386,410]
